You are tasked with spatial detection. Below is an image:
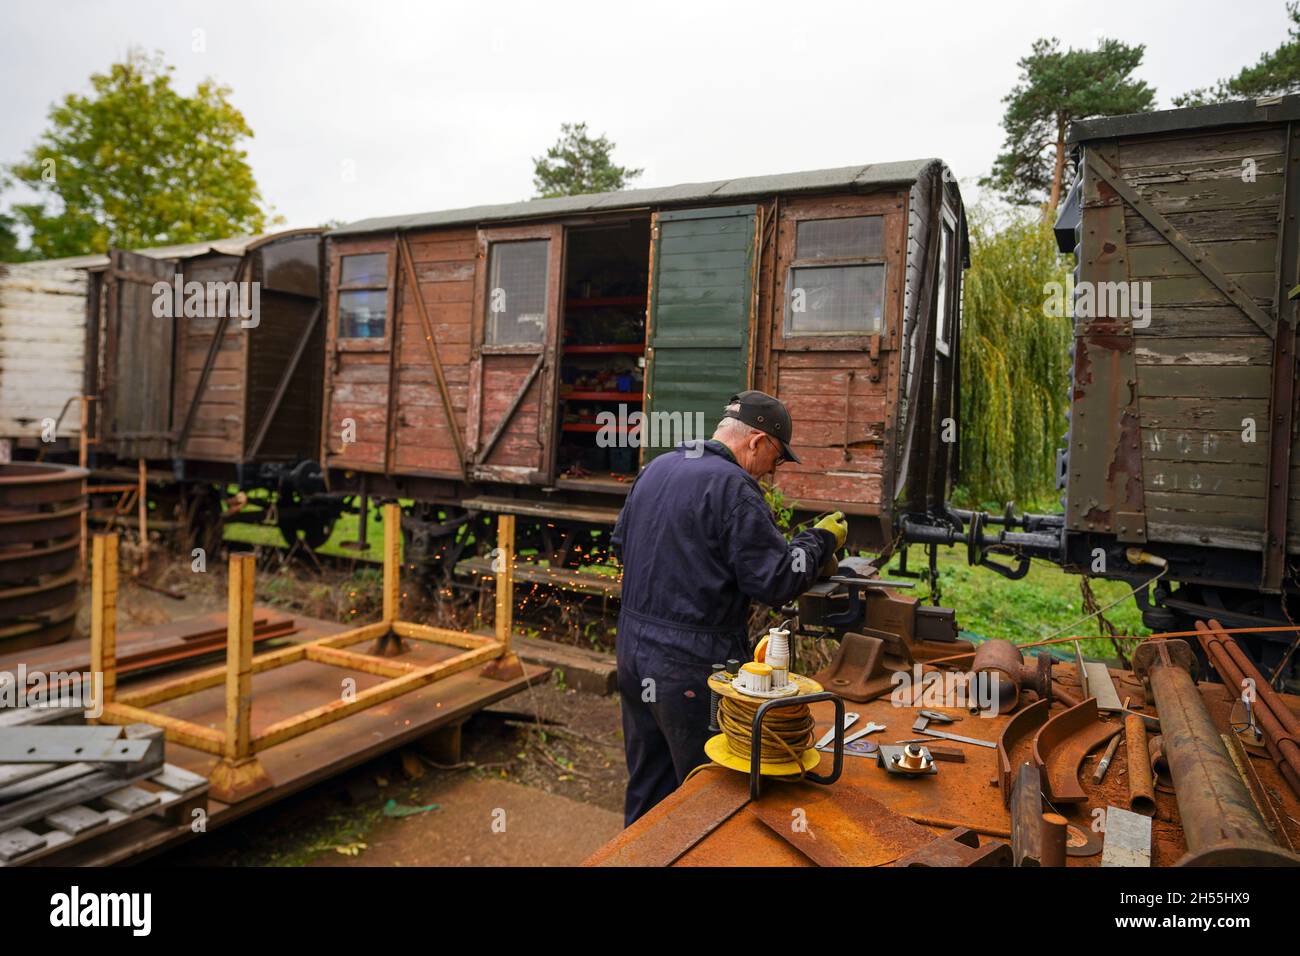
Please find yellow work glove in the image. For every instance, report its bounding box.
[814,511,848,550]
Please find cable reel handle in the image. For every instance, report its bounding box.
[749,691,844,801]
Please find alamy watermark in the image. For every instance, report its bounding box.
[1044,276,1152,328]
[0,665,103,718]
[594,403,707,458]
[151,274,260,328]
[889,664,1001,717]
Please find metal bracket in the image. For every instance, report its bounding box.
[748,692,843,801]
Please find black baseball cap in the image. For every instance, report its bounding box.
[723,390,801,464]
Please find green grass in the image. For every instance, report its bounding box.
[881,547,1149,660]
[221,493,397,563]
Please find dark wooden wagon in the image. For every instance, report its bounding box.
[321,160,967,569]
[903,95,1300,676]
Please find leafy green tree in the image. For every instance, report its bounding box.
[1174,3,1300,106]
[532,122,643,198]
[981,38,1155,210]
[0,211,23,262]
[957,208,1073,507]
[7,49,275,259]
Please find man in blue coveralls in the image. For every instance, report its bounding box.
[610,390,848,825]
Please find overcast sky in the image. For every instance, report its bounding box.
[0,0,1292,233]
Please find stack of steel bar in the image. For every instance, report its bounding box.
[0,714,208,866]
[1195,619,1300,798]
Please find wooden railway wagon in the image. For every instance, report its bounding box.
[904,95,1300,674]
[0,230,331,546]
[0,260,95,448]
[322,160,967,568]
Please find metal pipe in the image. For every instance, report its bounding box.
[1040,813,1068,868]
[1125,713,1154,816]
[1196,620,1300,796]
[1133,639,1298,866]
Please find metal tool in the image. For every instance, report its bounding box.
[814,712,859,751]
[1092,731,1124,784]
[877,743,937,775]
[917,709,959,724]
[917,726,998,749]
[816,723,889,754]
[843,722,886,745]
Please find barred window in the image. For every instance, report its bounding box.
[785,216,885,336]
[486,240,549,346]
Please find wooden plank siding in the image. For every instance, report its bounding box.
[393,230,474,476]
[171,253,248,463]
[466,223,563,484]
[644,206,758,464]
[766,192,907,513]
[323,230,479,478]
[1098,123,1290,552]
[323,236,395,471]
[0,264,88,440]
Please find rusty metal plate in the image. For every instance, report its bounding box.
[747,784,934,866]
[584,767,751,866]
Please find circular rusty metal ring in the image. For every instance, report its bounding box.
[0,570,79,620]
[0,606,77,651]
[0,535,80,584]
[0,462,88,507]
[0,504,85,545]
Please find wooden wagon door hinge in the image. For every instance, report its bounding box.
[868,335,882,382]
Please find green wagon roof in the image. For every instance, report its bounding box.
[329,159,944,237]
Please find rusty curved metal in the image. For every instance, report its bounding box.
[997,697,1049,807]
[1032,697,1122,803]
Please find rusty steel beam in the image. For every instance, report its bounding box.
[1133,638,1299,866]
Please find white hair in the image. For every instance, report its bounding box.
[713,404,759,441]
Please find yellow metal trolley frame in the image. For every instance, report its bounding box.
[89,504,521,802]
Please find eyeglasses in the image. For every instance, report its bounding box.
[764,434,786,467]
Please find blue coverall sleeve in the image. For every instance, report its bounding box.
[611,507,626,562]
[721,487,836,608]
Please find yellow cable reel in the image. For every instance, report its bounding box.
[705,666,824,777]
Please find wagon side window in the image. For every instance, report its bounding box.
[935,220,953,354]
[784,216,885,336]
[337,252,389,340]
[485,240,549,346]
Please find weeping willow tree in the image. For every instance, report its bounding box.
[957,208,1073,508]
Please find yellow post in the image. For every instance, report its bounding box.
[382,502,400,624]
[495,514,515,648]
[481,513,524,682]
[90,533,118,714]
[209,552,272,802]
[225,553,255,760]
